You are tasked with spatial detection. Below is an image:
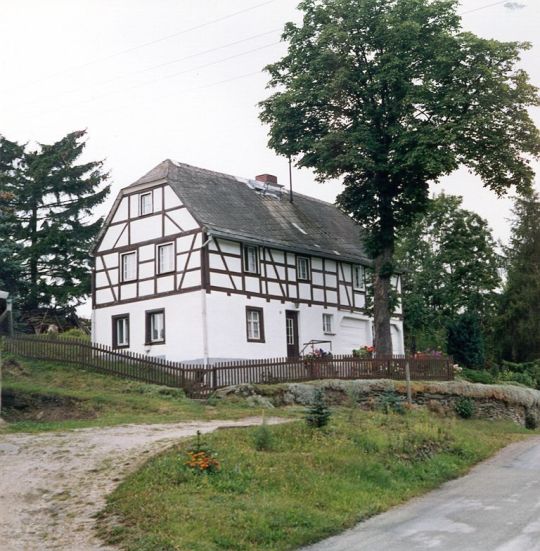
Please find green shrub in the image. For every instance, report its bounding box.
[498,370,536,388]
[253,420,274,451]
[59,328,90,341]
[525,411,538,430]
[378,391,405,415]
[305,388,331,428]
[454,397,475,419]
[461,369,495,385]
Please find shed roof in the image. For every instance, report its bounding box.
[126,160,370,264]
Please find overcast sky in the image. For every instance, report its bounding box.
[1,1,538,252]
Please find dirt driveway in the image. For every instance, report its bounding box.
[0,417,284,550]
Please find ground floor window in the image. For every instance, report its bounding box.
[246,307,265,342]
[146,309,165,344]
[112,315,129,348]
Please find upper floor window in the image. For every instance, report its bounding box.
[322,313,334,334]
[297,256,310,281]
[353,265,365,290]
[243,245,259,274]
[246,307,265,342]
[157,243,174,274]
[120,251,136,282]
[146,309,165,344]
[140,192,153,216]
[112,315,129,348]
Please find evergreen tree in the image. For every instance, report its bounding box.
[0,137,25,296]
[306,388,331,428]
[497,192,540,362]
[0,130,110,313]
[259,0,540,354]
[447,311,485,369]
[395,194,501,352]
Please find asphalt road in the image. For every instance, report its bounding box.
[303,435,540,551]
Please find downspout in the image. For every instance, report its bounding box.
[200,232,213,367]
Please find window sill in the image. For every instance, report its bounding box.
[113,344,130,349]
[145,341,165,346]
[323,332,336,336]
[247,339,265,343]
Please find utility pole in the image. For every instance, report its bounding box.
[288,156,294,203]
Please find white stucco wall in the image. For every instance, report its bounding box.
[92,290,404,362]
[92,292,205,362]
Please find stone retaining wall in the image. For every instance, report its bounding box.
[217,379,540,426]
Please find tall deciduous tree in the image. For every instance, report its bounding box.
[395,194,501,353]
[497,191,540,362]
[259,0,540,353]
[0,130,110,312]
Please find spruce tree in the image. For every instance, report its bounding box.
[0,137,25,296]
[0,130,110,313]
[497,192,540,362]
[306,388,331,428]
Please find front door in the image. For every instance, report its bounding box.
[285,311,299,358]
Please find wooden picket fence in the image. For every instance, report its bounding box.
[3,334,454,398]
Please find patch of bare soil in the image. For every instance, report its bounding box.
[0,416,286,550]
[1,389,97,422]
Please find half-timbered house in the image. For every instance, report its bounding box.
[91,160,404,362]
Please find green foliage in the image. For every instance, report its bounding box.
[395,194,501,353]
[454,397,475,419]
[378,391,405,415]
[59,328,90,341]
[253,419,274,451]
[0,130,110,312]
[496,192,540,362]
[461,369,495,385]
[305,388,331,428]
[259,0,540,354]
[100,413,528,551]
[525,411,538,431]
[447,312,485,369]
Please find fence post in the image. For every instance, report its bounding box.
[405,360,412,405]
[212,365,217,391]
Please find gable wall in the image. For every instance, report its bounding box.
[93,183,203,308]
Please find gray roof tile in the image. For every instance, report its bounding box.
[129,160,370,264]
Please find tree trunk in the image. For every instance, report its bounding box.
[373,245,393,355]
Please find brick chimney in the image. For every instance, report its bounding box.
[255,174,278,185]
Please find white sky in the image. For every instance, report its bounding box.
[1,0,538,316]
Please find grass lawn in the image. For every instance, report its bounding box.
[0,355,280,433]
[99,409,532,551]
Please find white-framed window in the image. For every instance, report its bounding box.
[322,313,334,334]
[113,315,129,348]
[297,256,310,281]
[246,307,264,342]
[146,310,165,344]
[140,192,153,216]
[157,243,174,274]
[353,265,365,290]
[120,251,136,282]
[243,245,259,274]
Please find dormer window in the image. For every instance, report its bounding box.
[243,245,259,274]
[140,192,153,216]
[297,256,310,281]
[353,265,365,290]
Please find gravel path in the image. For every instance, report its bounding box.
[0,417,285,550]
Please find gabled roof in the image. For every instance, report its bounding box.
[105,159,370,264]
